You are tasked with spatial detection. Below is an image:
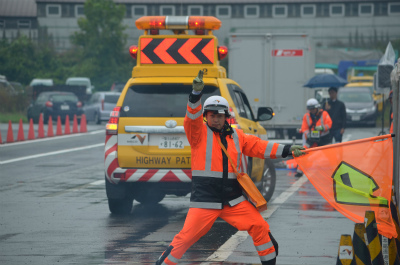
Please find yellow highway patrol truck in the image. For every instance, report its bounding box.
[104,16,276,214]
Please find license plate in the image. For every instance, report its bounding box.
[159,136,184,149]
[60,105,70,110]
[352,115,360,121]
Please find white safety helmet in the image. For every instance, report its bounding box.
[203,96,231,117]
[306,98,321,110]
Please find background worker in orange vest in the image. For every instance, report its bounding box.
[154,71,305,265]
[301,98,333,148]
[295,98,332,177]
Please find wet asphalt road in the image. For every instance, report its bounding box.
[0,123,387,265]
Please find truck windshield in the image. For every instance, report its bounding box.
[121,84,220,117]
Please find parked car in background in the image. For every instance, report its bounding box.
[0,76,17,96]
[110,81,126,92]
[29,79,54,87]
[27,91,83,124]
[345,76,384,112]
[315,88,330,106]
[9,82,24,94]
[338,86,377,127]
[66,77,94,95]
[84,92,120,124]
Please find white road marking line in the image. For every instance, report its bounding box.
[342,134,352,142]
[43,180,106,197]
[202,176,308,263]
[0,143,104,165]
[0,130,105,147]
[91,180,105,186]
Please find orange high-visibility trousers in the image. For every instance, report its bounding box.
[161,201,276,265]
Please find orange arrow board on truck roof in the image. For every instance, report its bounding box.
[140,37,215,64]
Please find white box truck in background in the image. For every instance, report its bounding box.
[228,33,315,139]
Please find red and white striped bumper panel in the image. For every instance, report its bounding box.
[104,135,192,183]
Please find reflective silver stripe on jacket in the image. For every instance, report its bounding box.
[190,201,222,209]
[260,251,276,261]
[186,109,202,120]
[228,195,246,206]
[255,241,274,252]
[306,114,311,127]
[165,253,180,264]
[264,142,274,158]
[188,100,201,109]
[191,126,240,179]
[205,125,214,171]
[275,144,284,158]
[232,128,241,172]
[186,100,202,120]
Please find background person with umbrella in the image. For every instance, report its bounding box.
[303,73,348,88]
[323,87,346,143]
[303,73,348,144]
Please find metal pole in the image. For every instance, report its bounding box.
[390,58,400,208]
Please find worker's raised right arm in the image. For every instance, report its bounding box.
[184,70,205,147]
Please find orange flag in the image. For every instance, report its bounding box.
[295,134,396,238]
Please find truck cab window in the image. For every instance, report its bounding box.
[228,84,255,120]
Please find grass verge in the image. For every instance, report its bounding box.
[0,113,27,123]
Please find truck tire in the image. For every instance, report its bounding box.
[108,198,133,215]
[259,159,276,202]
[105,176,133,214]
[135,189,165,205]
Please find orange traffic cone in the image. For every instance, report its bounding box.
[7,120,14,143]
[28,118,35,140]
[56,116,62,136]
[38,113,45,138]
[72,115,78,133]
[64,115,71,135]
[17,119,25,141]
[47,116,54,137]
[80,114,87,133]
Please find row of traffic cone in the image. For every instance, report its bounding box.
[336,210,400,265]
[0,114,87,144]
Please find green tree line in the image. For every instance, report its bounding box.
[0,0,135,91]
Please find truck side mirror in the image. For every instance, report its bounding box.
[257,107,274,121]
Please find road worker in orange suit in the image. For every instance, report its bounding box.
[301,98,333,148]
[295,98,332,177]
[155,70,305,265]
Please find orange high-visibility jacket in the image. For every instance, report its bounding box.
[184,97,290,209]
[301,110,332,139]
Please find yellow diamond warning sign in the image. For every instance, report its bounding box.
[332,161,388,207]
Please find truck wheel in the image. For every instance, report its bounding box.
[105,176,133,214]
[108,198,133,215]
[135,190,165,205]
[260,159,276,202]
